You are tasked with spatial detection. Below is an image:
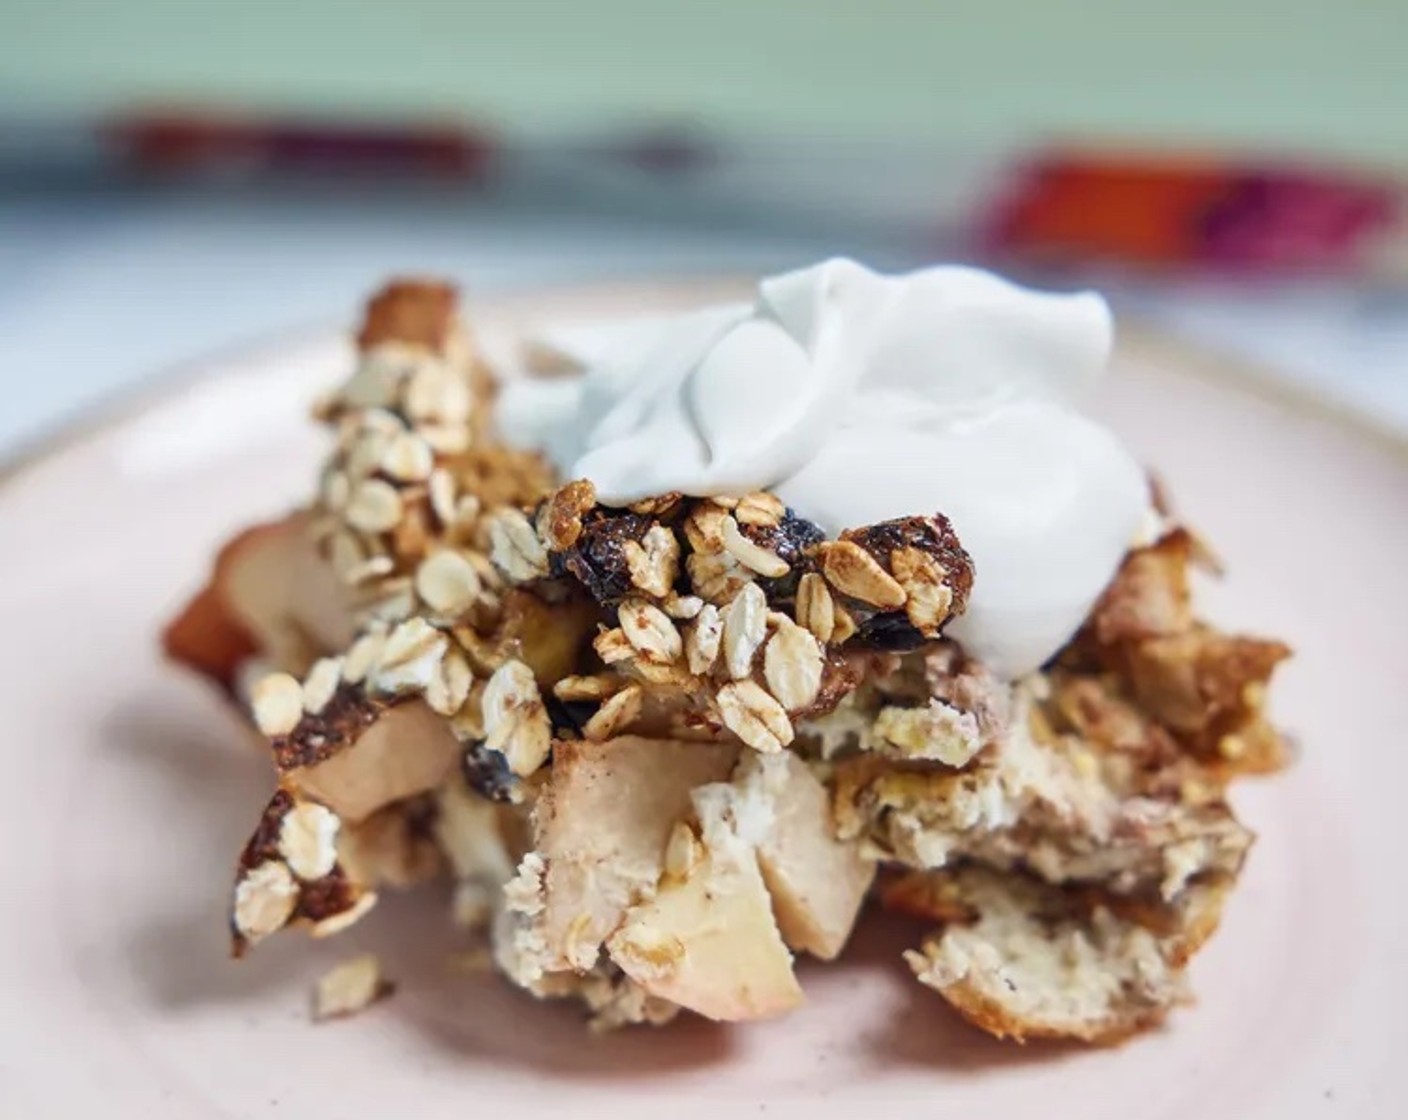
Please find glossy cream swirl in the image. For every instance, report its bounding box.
[499,259,1150,678]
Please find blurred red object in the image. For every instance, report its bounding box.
[103,112,497,179]
[988,152,1399,273]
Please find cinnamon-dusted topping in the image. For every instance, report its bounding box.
[270,685,384,771]
[231,789,375,952]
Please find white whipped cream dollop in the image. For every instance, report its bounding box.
[499,259,1150,679]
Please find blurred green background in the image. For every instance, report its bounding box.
[3,0,1404,162]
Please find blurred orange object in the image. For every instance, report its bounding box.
[989,151,1398,273]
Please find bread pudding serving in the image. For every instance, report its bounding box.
[165,260,1290,1043]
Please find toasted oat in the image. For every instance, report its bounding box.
[233,859,298,943]
[488,508,550,582]
[618,599,683,663]
[312,954,393,1022]
[482,660,552,776]
[301,657,344,715]
[682,503,729,550]
[405,359,472,425]
[278,801,342,880]
[722,582,767,680]
[890,546,956,636]
[583,684,645,741]
[662,593,704,619]
[369,618,448,695]
[554,674,627,702]
[832,604,859,644]
[763,618,825,711]
[686,549,752,604]
[415,549,483,617]
[624,525,682,598]
[537,479,597,551]
[379,429,435,482]
[734,491,785,528]
[425,468,456,525]
[794,572,836,644]
[252,673,305,736]
[685,604,724,674]
[345,479,405,535]
[717,680,794,753]
[818,540,907,609]
[594,627,635,665]
[342,628,388,685]
[720,515,790,579]
[426,646,473,716]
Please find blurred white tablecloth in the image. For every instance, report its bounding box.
[4,189,1408,463]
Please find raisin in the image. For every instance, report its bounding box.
[555,509,654,606]
[841,513,974,617]
[462,741,520,803]
[853,610,928,652]
[741,508,826,598]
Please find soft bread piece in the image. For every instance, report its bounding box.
[737,752,875,960]
[897,866,1186,1044]
[283,696,463,824]
[164,514,355,686]
[534,736,740,971]
[607,782,804,1022]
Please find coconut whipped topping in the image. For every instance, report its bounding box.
[499,258,1150,678]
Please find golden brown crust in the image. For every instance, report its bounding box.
[161,520,282,689]
[355,279,459,354]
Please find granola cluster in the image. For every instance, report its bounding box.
[164,278,1291,1041]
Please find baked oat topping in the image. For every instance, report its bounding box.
[166,275,1291,1047]
[716,680,794,753]
[481,660,551,776]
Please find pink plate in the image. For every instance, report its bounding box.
[2,282,1405,1119]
